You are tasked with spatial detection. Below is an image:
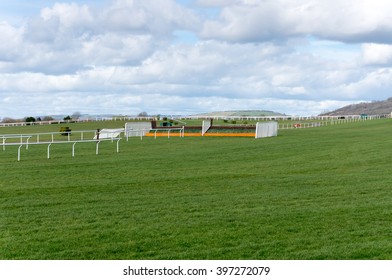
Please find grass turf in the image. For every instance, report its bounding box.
[1,119,392,259]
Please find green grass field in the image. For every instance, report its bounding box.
[1,119,392,259]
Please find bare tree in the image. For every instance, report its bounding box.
[138,112,148,117]
[2,117,19,123]
[71,111,82,119]
[43,116,54,121]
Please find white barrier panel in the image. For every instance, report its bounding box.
[255,121,278,139]
[94,128,124,140]
[125,122,152,138]
[202,120,211,136]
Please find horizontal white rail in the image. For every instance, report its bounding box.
[1,138,121,161]
[0,130,102,145]
[150,127,185,139]
[125,127,185,140]
[2,114,390,127]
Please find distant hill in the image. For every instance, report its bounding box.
[321,98,392,116]
[193,110,286,117]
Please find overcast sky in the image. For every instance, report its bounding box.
[1,0,392,118]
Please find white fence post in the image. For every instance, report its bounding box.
[18,145,22,161]
[72,142,76,157]
[47,143,52,159]
[116,139,120,153]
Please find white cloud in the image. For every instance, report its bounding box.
[362,43,392,65]
[196,0,239,7]
[2,0,392,118]
[0,22,24,62]
[40,3,94,29]
[80,33,154,66]
[0,0,200,75]
[101,0,200,35]
[338,68,392,100]
[200,0,392,43]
